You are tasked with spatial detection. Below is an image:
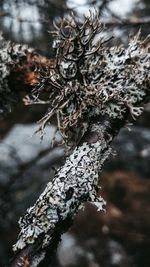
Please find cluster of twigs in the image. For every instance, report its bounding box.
[0,10,149,267]
[24,12,149,150]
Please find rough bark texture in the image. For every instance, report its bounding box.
[13,123,110,251]
[0,33,53,114]
[0,12,149,267]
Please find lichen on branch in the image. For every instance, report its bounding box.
[0,34,33,113]
[13,123,110,252]
[7,11,150,267]
[25,12,150,148]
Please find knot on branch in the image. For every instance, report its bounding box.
[25,12,149,148]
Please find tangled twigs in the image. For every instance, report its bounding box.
[24,13,150,149]
[2,12,150,267]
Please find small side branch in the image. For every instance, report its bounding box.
[0,34,53,113]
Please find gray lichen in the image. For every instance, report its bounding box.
[0,34,30,113]
[26,13,150,147]
[13,124,111,251]
[9,11,150,260]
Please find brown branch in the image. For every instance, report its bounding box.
[0,35,54,113]
[105,18,150,28]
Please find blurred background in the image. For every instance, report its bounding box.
[0,1,150,266]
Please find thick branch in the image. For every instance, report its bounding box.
[8,114,149,267]
[2,13,150,267]
[7,116,119,267]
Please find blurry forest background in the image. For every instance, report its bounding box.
[0,0,150,266]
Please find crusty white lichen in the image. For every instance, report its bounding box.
[10,11,150,259]
[13,124,111,251]
[0,34,31,113]
[26,13,150,147]
[31,252,46,267]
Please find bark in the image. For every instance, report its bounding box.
[0,13,149,267]
[0,33,53,113]
[7,116,121,267]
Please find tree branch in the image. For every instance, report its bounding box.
[0,33,52,114]
[1,12,149,267]
[7,116,120,267]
